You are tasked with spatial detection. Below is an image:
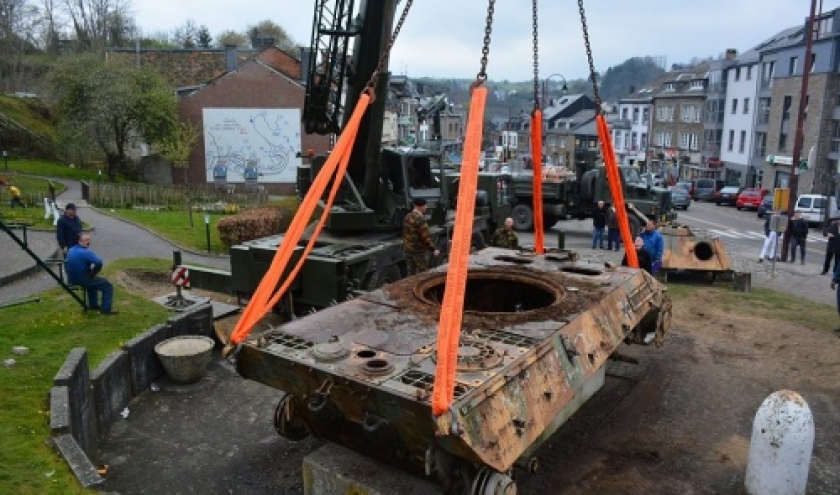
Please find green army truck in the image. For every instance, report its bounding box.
[510,164,676,234]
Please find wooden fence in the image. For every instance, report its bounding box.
[84,182,269,211]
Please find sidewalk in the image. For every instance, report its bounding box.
[0,178,230,305]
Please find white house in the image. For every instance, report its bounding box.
[720,51,761,186]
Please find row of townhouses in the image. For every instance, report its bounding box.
[611,8,840,195]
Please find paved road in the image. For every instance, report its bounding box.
[0,179,230,305]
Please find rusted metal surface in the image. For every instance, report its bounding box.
[660,223,732,273]
[235,247,670,491]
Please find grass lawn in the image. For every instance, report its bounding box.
[666,283,836,331]
[107,208,229,254]
[2,158,103,182]
[0,258,173,494]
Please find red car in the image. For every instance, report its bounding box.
[735,188,768,210]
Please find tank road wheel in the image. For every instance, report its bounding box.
[364,265,402,290]
[512,203,534,232]
[471,467,517,495]
[274,394,309,441]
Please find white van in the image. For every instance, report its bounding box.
[794,194,839,226]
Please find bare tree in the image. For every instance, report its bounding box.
[61,0,133,51]
[171,19,198,48]
[0,0,43,91]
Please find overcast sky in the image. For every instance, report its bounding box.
[132,0,840,81]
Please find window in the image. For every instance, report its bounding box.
[779,132,788,151]
[739,131,746,153]
[746,65,753,80]
[743,98,750,114]
[831,122,840,153]
[731,98,738,114]
[631,132,638,149]
[621,108,628,120]
[680,132,690,150]
[728,129,735,151]
[614,131,622,149]
[633,107,639,123]
[754,132,767,157]
[680,132,697,150]
[810,53,816,73]
[642,108,650,124]
[789,56,798,75]
[782,96,792,121]
[655,131,672,147]
[689,133,698,151]
[690,80,704,90]
[641,133,648,149]
[656,105,674,122]
[734,67,741,81]
[665,82,676,91]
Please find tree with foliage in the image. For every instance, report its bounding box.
[196,24,212,48]
[216,29,247,48]
[51,55,178,180]
[246,19,297,51]
[157,120,198,184]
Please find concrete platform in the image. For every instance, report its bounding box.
[303,444,441,495]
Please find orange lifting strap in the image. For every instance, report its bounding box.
[530,109,545,253]
[597,114,637,268]
[228,95,371,346]
[431,85,487,416]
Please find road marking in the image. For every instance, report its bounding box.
[706,229,827,243]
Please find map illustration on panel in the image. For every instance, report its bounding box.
[203,108,302,183]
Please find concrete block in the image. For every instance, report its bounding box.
[168,302,213,338]
[52,348,97,456]
[51,434,104,488]
[50,386,71,435]
[303,444,441,495]
[123,324,170,396]
[91,350,131,438]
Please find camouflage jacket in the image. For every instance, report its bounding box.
[403,210,435,253]
[491,227,519,249]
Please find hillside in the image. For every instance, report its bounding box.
[0,94,58,158]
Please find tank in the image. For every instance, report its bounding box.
[234,247,672,493]
[659,223,733,281]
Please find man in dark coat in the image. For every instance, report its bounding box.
[822,220,840,275]
[788,211,808,264]
[591,200,607,249]
[403,198,440,275]
[56,203,83,257]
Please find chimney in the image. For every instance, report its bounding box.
[725,48,737,60]
[225,44,238,73]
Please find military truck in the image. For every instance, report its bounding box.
[510,162,676,234]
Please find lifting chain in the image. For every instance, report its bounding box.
[577,0,603,110]
[365,0,414,100]
[532,0,540,111]
[475,0,496,85]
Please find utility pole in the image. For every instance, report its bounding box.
[781,0,817,261]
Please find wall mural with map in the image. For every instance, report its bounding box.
[203,108,302,183]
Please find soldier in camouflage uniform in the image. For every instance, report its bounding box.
[403,198,440,275]
[491,217,519,249]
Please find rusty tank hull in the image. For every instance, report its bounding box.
[660,223,732,276]
[235,247,671,493]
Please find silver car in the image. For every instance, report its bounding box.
[669,186,690,210]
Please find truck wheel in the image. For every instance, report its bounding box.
[512,204,534,231]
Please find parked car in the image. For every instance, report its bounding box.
[669,186,691,210]
[694,178,724,201]
[757,194,774,218]
[675,181,694,198]
[715,186,742,206]
[735,188,768,210]
[794,194,839,227]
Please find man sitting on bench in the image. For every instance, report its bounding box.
[66,234,118,315]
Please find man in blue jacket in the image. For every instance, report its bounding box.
[639,219,664,273]
[56,203,83,257]
[66,234,118,315]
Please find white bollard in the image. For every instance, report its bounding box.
[745,390,814,495]
[43,198,51,219]
[52,202,61,226]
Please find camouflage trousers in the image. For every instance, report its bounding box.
[405,252,430,275]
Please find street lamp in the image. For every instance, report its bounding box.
[542,73,568,109]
